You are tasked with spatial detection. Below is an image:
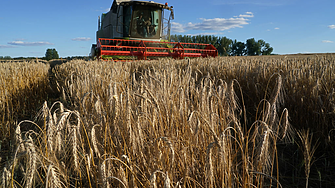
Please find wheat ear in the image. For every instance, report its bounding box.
[25,136,37,188]
[1,166,11,188]
[206,142,216,188]
[45,164,64,188]
[149,170,170,188]
[164,172,171,188]
[269,74,282,106]
[91,124,101,158]
[100,161,110,188]
[149,171,157,188]
[14,125,25,153]
[297,129,319,188]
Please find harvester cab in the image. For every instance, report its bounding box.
[91,0,218,60]
[97,0,174,41]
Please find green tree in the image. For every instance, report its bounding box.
[209,35,218,47]
[52,49,59,59]
[45,49,53,60]
[45,48,59,61]
[0,56,12,60]
[167,35,273,56]
[258,39,273,55]
[217,37,233,56]
[245,38,261,56]
[245,38,273,56]
[231,40,245,56]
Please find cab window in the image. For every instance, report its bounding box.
[130,5,161,39]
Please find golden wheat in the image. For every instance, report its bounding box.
[1,54,334,187]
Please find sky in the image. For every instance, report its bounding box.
[0,0,334,57]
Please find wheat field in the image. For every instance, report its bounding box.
[1,55,334,187]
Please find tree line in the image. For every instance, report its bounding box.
[0,49,60,61]
[0,56,43,61]
[0,56,13,60]
[170,35,273,56]
[2,36,273,60]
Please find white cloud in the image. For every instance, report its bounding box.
[186,32,225,36]
[72,37,92,41]
[171,22,186,33]
[239,12,254,18]
[186,17,249,30]
[322,40,333,43]
[172,12,253,33]
[0,45,15,48]
[328,25,335,29]
[274,27,280,30]
[8,41,53,46]
[212,0,293,6]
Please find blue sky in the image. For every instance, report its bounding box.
[0,0,334,57]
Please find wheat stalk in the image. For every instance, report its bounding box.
[279,108,291,141]
[118,166,129,188]
[157,137,175,171]
[55,111,70,153]
[1,166,11,188]
[297,129,319,188]
[14,125,25,153]
[91,124,101,158]
[7,56,334,187]
[25,136,37,188]
[100,161,110,188]
[68,121,79,171]
[149,171,157,188]
[45,164,65,188]
[149,170,170,188]
[206,142,216,188]
[164,172,171,188]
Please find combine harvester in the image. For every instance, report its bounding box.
[91,0,218,60]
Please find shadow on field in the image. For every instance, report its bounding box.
[47,59,68,69]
